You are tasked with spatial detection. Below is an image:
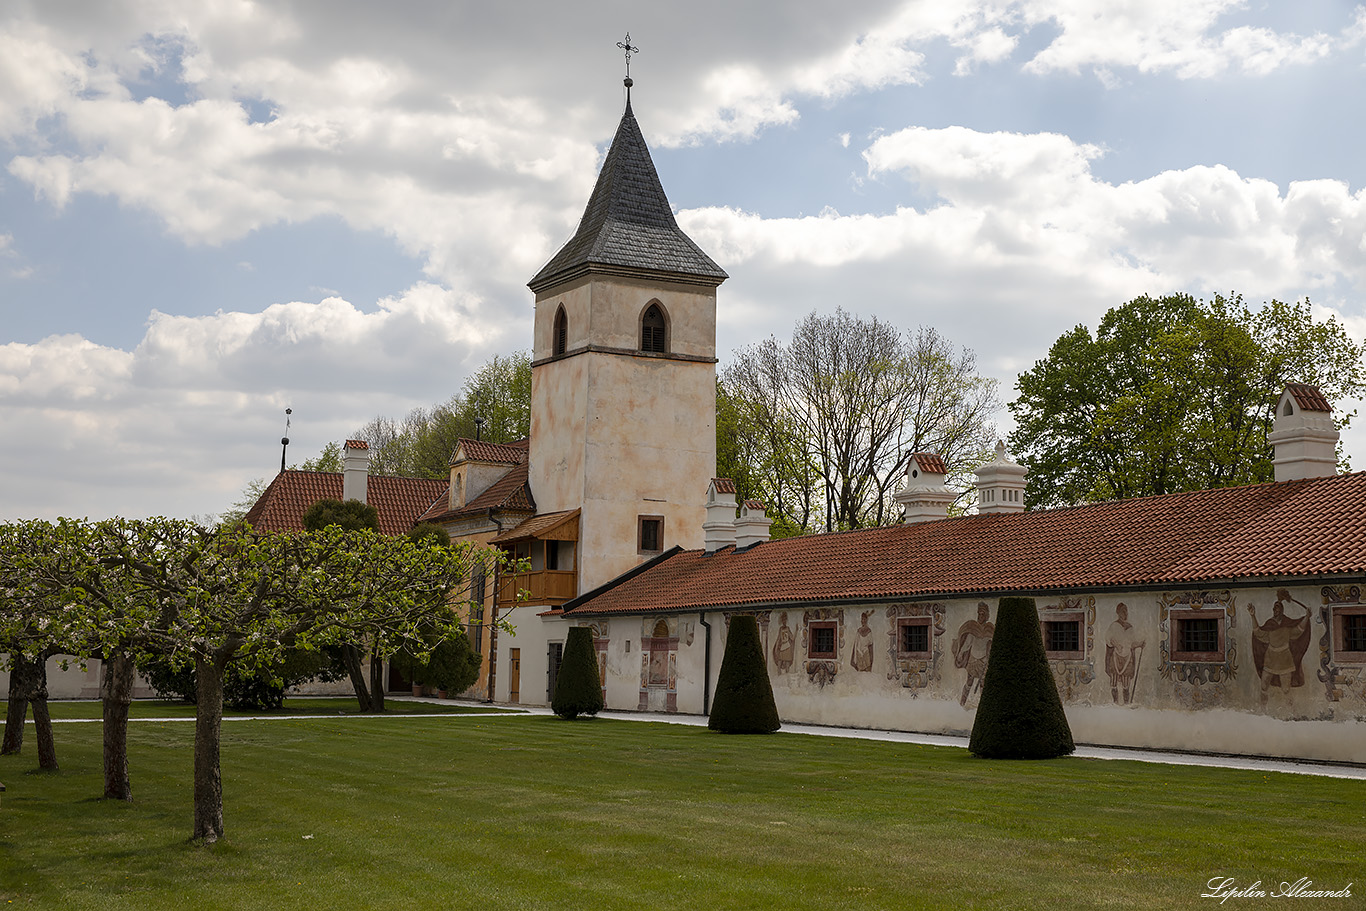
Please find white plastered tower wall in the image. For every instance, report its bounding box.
[530,274,717,590]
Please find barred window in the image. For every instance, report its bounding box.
[809,622,837,659]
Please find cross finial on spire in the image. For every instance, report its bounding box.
[617,33,639,97]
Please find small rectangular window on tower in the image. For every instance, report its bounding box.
[638,515,663,554]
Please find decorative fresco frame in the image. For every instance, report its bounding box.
[1041,595,1095,701]
[1318,584,1365,702]
[1159,590,1238,707]
[802,608,845,688]
[884,603,946,694]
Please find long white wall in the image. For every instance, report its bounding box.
[521,581,1366,763]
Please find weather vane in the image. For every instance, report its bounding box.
[617,33,639,85]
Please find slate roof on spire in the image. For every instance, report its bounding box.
[528,100,728,291]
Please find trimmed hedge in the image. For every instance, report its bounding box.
[552,626,605,719]
[708,615,780,734]
[969,596,1075,759]
[391,629,481,696]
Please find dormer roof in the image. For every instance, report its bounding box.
[528,101,727,292]
[449,438,529,467]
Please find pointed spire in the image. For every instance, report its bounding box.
[528,90,727,292]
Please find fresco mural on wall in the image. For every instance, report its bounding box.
[1249,589,1312,704]
[1105,602,1145,705]
[639,617,680,711]
[850,611,875,672]
[772,611,796,673]
[951,602,994,707]
[1044,596,1096,701]
[884,603,945,694]
[1159,591,1238,708]
[802,608,846,688]
[1319,585,1364,702]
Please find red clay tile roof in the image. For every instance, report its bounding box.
[913,453,948,474]
[743,499,766,511]
[344,439,369,450]
[451,438,529,466]
[711,478,736,494]
[490,509,580,544]
[243,471,447,536]
[1286,383,1331,413]
[417,461,535,524]
[565,472,1366,615]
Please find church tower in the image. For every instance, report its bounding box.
[527,80,727,592]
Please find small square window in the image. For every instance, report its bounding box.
[1045,621,1080,654]
[1171,610,1225,662]
[1041,610,1084,660]
[638,515,663,554]
[898,619,930,656]
[809,622,837,659]
[1333,606,1366,663]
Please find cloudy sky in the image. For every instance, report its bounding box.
[3,1,1365,521]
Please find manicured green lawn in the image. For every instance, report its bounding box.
[0,697,511,720]
[1,715,1361,910]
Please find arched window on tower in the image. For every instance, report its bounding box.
[641,303,667,353]
[553,305,568,357]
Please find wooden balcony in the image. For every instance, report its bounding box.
[497,569,577,608]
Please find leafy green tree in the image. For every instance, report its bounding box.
[393,627,481,697]
[302,497,385,710]
[139,649,342,711]
[721,310,998,533]
[218,476,269,526]
[350,350,532,478]
[302,498,380,533]
[298,441,344,472]
[407,523,452,548]
[1010,294,1366,508]
[90,518,487,844]
[0,518,148,793]
[968,597,1074,759]
[551,627,605,719]
[708,615,780,734]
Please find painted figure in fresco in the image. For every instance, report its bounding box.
[851,611,875,672]
[772,611,795,673]
[952,602,994,707]
[1251,590,1312,702]
[1104,602,1145,704]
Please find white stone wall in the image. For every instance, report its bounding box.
[550,580,1365,763]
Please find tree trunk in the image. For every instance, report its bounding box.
[369,644,385,713]
[31,692,58,772]
[192,654,226,844]
[341,644,371,713]
[1,658,30,755]
[101,653,135,800]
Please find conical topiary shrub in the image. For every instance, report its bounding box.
[708,615,780,734]
[969,596,1075,758]
[552,626,605,719]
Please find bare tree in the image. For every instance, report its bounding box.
[720,310,999,533]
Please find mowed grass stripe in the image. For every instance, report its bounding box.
[1,715,1361,910]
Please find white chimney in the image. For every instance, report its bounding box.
[703,478,738,553]
[894,453,957,524]
[974,441,1027,514]
[343,439,370,503]
[1268,384,1338,481]
[734,499,772,550]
